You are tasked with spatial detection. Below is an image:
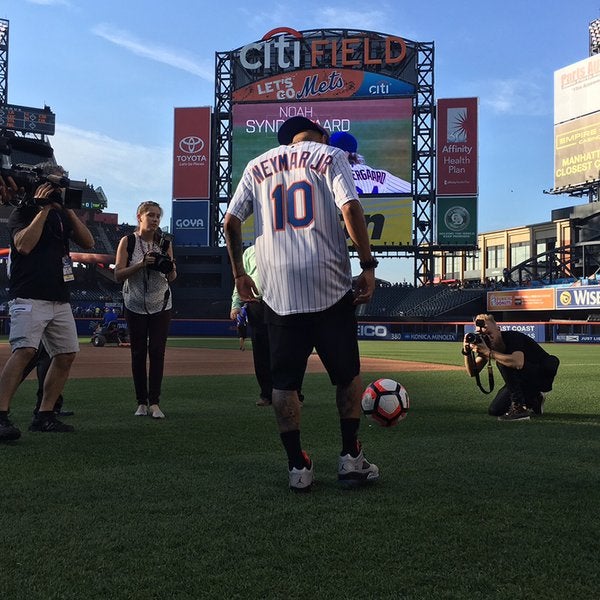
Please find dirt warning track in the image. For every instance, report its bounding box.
[0,343,460,379]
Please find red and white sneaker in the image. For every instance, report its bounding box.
[338,442,379,487]
[288,451,314,492]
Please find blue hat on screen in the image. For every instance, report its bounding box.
[329,131,358,153]
[277,116,328,145]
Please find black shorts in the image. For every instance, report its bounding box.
[264,291,360,390]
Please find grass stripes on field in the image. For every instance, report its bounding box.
[2,340,598,600]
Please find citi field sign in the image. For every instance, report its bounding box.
[232,27,417,101]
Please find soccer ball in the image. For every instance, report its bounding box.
[361,378,410,427]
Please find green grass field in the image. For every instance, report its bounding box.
[2,340,599,600]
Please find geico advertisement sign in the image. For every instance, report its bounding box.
[357,324,389,338]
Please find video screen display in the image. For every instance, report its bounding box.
[231,98,413,196]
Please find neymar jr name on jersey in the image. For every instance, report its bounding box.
[250,149,334,184]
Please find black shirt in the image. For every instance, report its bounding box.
[8,205,73,302]
[501,330,551,365]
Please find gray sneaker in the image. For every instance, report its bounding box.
[338,444,379,486]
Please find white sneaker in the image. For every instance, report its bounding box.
[288,452,314,492]
[149,404,165,419]
[134,404,148,417]
[338,444,379,486]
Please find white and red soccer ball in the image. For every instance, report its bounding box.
[361,378,410,427]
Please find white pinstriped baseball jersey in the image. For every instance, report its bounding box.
[352,164,411,194]
[227,141,358,316]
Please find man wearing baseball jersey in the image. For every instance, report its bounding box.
[225,115,380,492]
[329,131,411,195]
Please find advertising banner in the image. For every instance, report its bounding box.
[436,196,477,245]
[465,322,546,342]
[487,289,555,311]
[241,196,413,249]
[553,111,600,188]
[231,28,418,92]
[172,200,210,246]
[554,54,600,124]
[555,333,600,343]
[172,107,211,199]
[555,285,600,310]
[233,69,414,103]
[436,98,478,196]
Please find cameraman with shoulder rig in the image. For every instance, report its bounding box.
[462,314,560,421]
[0,162,94,441]
[114,201,176,419]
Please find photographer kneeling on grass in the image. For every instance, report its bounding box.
[462,314,560,421]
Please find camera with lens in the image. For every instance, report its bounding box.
[147,251,174,275]
[466,319,490,346]
[1,136,83,209]
[147,230,174,275]
[465,332,484,345]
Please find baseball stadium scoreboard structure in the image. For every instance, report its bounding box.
[210,27,438,285]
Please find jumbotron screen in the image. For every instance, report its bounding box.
[231,98,413,195]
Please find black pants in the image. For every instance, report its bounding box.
[488,355,560,416]
[125,308,171,405]
[246,301,272,400]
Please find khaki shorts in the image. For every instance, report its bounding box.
[8,298,79,357]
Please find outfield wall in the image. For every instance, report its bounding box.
[1,317,597,344]
[74,319,600,344]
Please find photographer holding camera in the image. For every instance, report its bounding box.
[462,314,560,421]
[0,162,94,441]
[114,201,176,419]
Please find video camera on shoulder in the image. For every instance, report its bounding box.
[1,135,83,209]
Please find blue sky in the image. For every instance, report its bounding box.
[2,0,599,282]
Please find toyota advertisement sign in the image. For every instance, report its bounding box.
[173,107,211,199]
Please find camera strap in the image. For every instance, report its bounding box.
[474,356,495,394]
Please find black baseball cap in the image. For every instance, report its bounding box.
[277,116,328,145]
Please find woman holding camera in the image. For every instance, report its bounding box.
[114,201,176,419]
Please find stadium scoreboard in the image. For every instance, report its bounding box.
[0,104,56,135]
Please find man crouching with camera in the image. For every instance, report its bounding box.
[462,314,560,421]
[0,163,94,441]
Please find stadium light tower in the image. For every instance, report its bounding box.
[590,18,600,56]
[0,19,8,105]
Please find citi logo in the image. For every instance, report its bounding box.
[179,136,205,154]
[176,218,205,228]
